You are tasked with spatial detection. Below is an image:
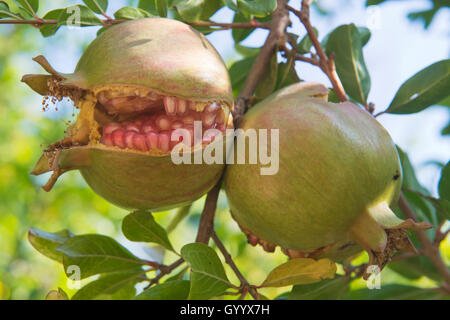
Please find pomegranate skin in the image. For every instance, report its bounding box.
[224,82,404,259]
[65,18,233,107]
[24,18,234,211]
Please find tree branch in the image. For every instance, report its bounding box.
[399,193,450,288]
[233,0,291,124]
[196,0,291,246]
[212,231,259,300]
[0,18,269,30]
[195,182,221,244]
[147,258,184,287]
[288,0,347,102]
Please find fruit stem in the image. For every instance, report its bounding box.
[349,204,388,254]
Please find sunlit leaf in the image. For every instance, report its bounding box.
[325,23,371,104]
[261,258,337,288]
[386,60,450,114]
[181,243,231,300]
[122,210,174,251]
[28,228,74,262]
[57,234,146,279]
[135,280,190,300]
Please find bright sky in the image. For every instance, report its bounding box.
[22,0,450,196]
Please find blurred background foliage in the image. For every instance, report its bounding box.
[0,0,449,299]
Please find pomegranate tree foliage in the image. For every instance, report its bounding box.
[0,0,449,300]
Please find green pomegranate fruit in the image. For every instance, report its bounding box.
[224,82,430,272]
[23,18,233,211]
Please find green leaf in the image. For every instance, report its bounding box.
[438,161,450,201]
[59,5,103,27]
[0,1,22,19]
[45,288,70,300]
[122,210,174,251]
[261,258,337,288]
[82,0,108,15]
[386,60,450,114]
[388,254,442,282]
[172,0,204,22]
[297,27,318,54]
[138,0,158,15]
[407,190,450,222]
[255,51,278,100]
[134,280,190,300]
[72,269,145,300]
[225,0,238,11]
[289,276,350,300]
[96,26,108,36]
[114,6,153,20]
[396,146,439,227]
[325,23,371,104]
[57,234,146,279]
[358,26,371,46]
[328,88,340,103]
[442,122,450,136]
[345,284,446,300]
[15,0,39,16]
[275,60,301,91]
[237,0,277,17]
[438,95,450,107]
[200,0,223,20]
[180,243,231,300]
[156,0,168,17]
[39,8,65,37]
[235,44,260,58]
[366,0,386,5]
[231,12,254,43]
[28,228,74,262]
[229,56,257,96]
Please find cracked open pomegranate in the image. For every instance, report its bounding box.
[23,18,233,210]
[224,82,430,273]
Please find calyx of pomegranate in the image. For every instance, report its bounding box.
[23,18,234,211]
[224,82,431,277]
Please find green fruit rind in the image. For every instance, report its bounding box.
[224,82,430,265]
[32,145,224,211]
[24,18,234,211]
[22,18,233,108]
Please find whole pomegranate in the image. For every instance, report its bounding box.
[224,82,430,271]
[23,18,233,211]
